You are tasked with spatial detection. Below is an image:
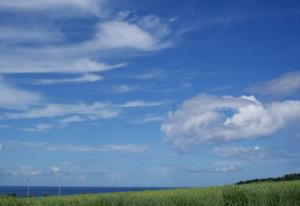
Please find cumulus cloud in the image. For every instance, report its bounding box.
[161,94,300,149]
[249,71,300,97]
[3,141,149,153]
[0,76,42,109]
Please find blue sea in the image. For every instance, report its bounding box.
[0,186,171,197]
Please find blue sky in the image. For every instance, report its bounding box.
[0,0,300,187]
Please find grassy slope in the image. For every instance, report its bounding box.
[1,180,300,206]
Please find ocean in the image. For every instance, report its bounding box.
[0,186,170,197]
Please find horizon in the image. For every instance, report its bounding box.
[0,0,300,188]
[1,172,299,188]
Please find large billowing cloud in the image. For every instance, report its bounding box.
[161,94,300,149]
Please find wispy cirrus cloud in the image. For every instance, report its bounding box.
[178,162,242,174]
[117,100,168,108]
[19,124,54,133]
[0,0,108,17]
[1,102,119,120]
[112,84,139,93]
[0,58,125,74]
[2,141,149,153]
[0,76,42,109]
[59,116,85,126]
[249,71,300,97]
[34,73,103,85]
[130,115,164,124]
[0,26,64,44]
[131,69,165,80]
[213,146,265,159]
[7,167,42,177]
[79,20,172,51]
[0,1,173,75]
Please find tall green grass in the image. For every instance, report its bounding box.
[1,180,299,206]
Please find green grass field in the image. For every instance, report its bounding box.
[1,180,300,206]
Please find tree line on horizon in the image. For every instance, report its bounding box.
[236,173,300,185]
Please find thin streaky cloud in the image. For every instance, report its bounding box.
[249,71,300,97]
[2,141,149,154]
[117,100,168,108]
[34,73,103,85]
[0,76,42,109]
[19,124,54,133]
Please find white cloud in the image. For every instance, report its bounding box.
[50,166,61,175]
[185,162,242,173]
[249,71,300,96]
[117,100,167,108]
[137,15,170,39]
[4,141,149,153]
[0,58,125,74]
[0,26,63,43]
[0,125,10,129]
[0,76,42,109]
[0,15,171,75]
[112,84,139,93]
[131,69,164,79]
[131,115,164,124]
[0,144,2,151]
[20,124,54,132]
[211,164,241,173]
[213,146,264,158]
[80,20,171,51]
[59,115,85,126]
[139,116,164,124]
[1,102,119,120]
[35,73,102,85]
[8,167,42,177]
[161,94,300,149]
[0,0,106,16]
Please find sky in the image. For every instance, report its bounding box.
[0,0,300,187]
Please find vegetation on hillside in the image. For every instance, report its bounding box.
[236,173,300,185]
[0,180,299,206]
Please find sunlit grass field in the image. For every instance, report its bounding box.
[1,180,299,206]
